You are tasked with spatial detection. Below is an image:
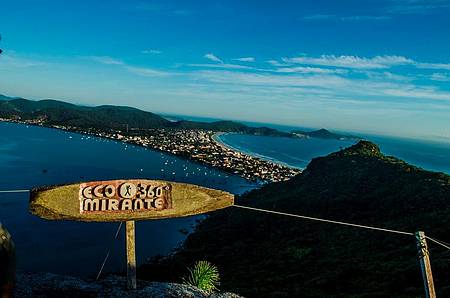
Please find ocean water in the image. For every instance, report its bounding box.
[168,114,450,174]
[366,135,450,174]
[217,134,354,169]
[168,114,450,173]
[218,133,450,174]
[0,122,255,277]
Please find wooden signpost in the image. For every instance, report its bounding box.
[30,179,234,289]
[415,231,436,298]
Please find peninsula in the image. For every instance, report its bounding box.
[0,96,300,182]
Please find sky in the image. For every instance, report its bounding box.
[0,0,450,141]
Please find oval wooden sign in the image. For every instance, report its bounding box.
[30,179,234,222]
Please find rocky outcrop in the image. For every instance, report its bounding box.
[15,272,243,298]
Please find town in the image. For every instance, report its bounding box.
[0,117,301,182]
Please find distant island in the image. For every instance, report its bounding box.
[0,94,359,140]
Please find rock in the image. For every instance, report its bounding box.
[14,272,243,298]
[0,223,15,297]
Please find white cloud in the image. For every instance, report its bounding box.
[204,53,223,63]
[185,51,450,103]
[280,54,450,72]
[89,55,170,77]
[416,62,450,71]
[233,57,255,62]
[188,63,253,70]
[193,70,351,89]
[275,66,348,74]
[190,68,450,102]
[266,60,291,67]
[4,51,450,140]
[0,53,47,68]
[430,73,450,81]
[89,56,124,65]
[357,70,412,81]
[141,49,162,54]
[381,86,450,101]
[282,55,414,69]
[125,66,170,77]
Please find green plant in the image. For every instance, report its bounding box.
[183,260,220,293]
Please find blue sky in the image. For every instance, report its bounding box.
[0,0,450,141]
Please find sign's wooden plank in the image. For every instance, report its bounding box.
[30,179,234,222]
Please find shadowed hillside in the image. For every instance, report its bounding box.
[140,141,450,297]
[0,97,290,136]
[0,98,171,129]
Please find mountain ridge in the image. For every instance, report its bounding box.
[0,97,291,136]
[0,95,355,139]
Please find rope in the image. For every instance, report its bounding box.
[426,236,450,251]
[0,189,30,193]
[96,222,123,281]
[2,188,450,252]
[427,236,450,248]
[233,204,415,236]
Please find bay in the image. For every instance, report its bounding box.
[0,122,255,277]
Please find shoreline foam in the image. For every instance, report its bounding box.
[213,132,304,170]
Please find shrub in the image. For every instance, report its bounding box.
[183,260,220,293]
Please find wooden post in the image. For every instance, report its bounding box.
[416,231,436,298]
[126,221,137,290]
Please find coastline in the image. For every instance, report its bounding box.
[0,119,300,183]
[213,132,304,170]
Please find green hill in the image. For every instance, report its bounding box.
[0,98,171,129]
[0,97,289,136]
[174,120,291,136]
[0,94,18,101]
[292,128,360,140]
[140,141,450,297]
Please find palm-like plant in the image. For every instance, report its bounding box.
[183,260,220,294]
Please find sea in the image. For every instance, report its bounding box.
[216,133,450,174]
[0,122,255,277]
[0,121,449,278]
[168,114,450,174]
